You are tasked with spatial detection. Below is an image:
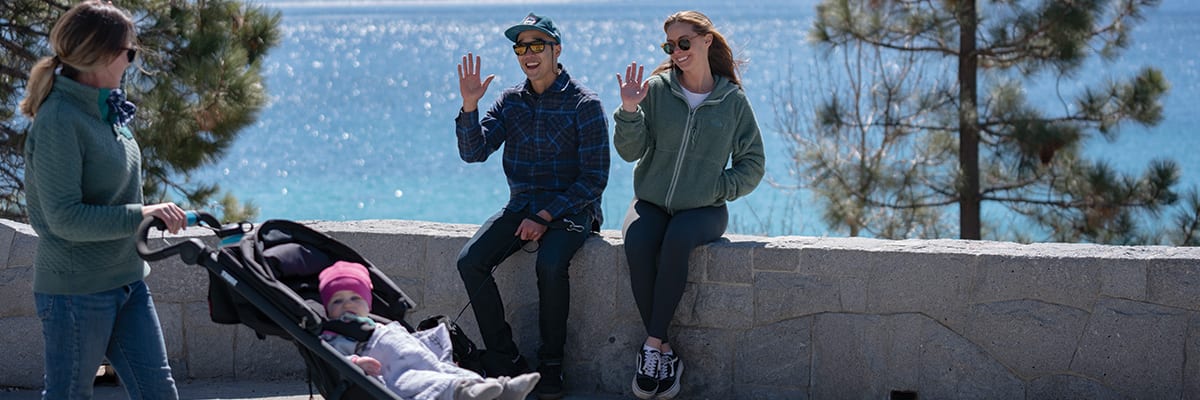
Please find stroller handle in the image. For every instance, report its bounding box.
[136,210,219,263]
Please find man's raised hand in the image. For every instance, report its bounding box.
[457,53,495,113]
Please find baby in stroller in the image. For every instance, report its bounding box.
[319,260,541,400]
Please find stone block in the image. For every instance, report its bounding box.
[420,236,471,314]
[1026,374,1128,400]
[145,257,208,304]
[7,227,37,269]
[0,265,34,317]
[673,283,753,329]
[610,246,645,328]
[567,323,643,395]
[798,247,874,278]
[1186,314,1200,398]
[183,302,237,379]
[730,385,811,400]
[912,316,1025,399]
[734,317,812,388]
[811,313,1023,399]
[0,316,44,388]
[234,327,307,379]
[688,244,708,284]
[156,302,185,363]
[965,299,1089,378]
[1100,259,1147,301]
[1148,259,1200,311]
[867,251,975,329]
[671,327,736,399]
[973,255,1101,311]
[1072,298,1189,399]
[509,300,540,363]
[706,240,754,284]
[333,230,429,281]
[810,313,922,398]
[387,274,425,316]
[754,271,849,324]
[754,243,800,272]
[566,237,621,356]
[0,222,14,268]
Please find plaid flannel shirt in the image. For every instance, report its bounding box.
[455,67,609,229]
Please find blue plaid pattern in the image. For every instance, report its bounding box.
[455,67,609,229]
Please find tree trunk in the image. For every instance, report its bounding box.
[957,0,981,239]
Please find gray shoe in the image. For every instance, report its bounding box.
[496,372,541,400]
[455,379,503,400]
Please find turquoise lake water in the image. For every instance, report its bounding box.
[192,0,1200,237]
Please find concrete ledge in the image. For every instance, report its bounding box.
[3,218,1200,399]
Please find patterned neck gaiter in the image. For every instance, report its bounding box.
[105,88,137,126]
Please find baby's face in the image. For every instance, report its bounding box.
[326,289,369,319]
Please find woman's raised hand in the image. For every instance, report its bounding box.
[616,61,650,112]
[457,53,495,113]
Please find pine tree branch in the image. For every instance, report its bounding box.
[986,194,1162,210]
[0,63,29,81]
[836,29,956,57]
[0,37,41,62]
[979,1,1149,68]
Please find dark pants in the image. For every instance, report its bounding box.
[622,199,727,341]
[457,208,591,364]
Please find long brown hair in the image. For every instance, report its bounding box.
[19,0,137,118]
[652,10,743,86]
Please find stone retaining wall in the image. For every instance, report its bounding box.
[3,218,1199,399]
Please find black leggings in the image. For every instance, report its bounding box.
[622,199,727,341]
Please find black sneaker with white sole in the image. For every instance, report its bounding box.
[632,347,660,399]
[656,352,682,399]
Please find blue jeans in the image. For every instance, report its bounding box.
[35,280,178,400]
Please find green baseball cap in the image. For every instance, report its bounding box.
[505,12,561,44]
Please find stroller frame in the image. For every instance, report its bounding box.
[136,212,412,400]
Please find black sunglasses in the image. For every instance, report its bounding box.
[125,47,137,63]
[512,41,556,56]
[661,34,702,55]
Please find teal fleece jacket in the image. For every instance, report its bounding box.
[613,69,766,213]
[24,75,148,295]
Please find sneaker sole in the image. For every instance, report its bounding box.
[632,378,657,400]
[655,361,683,399]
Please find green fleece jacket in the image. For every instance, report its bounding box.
[24,75,148,295]
[613,69,765,213]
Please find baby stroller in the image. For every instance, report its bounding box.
[136,211,415,400]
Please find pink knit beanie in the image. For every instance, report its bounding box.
[318,261,373,309]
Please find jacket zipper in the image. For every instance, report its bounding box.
[662,82,734,213]
[664,108,698,212]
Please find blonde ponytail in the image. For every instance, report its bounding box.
[18,56,61,118]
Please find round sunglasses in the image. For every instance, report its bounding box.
[512,41,557,56]
[661,34,703,55]
[124,47,137,63]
